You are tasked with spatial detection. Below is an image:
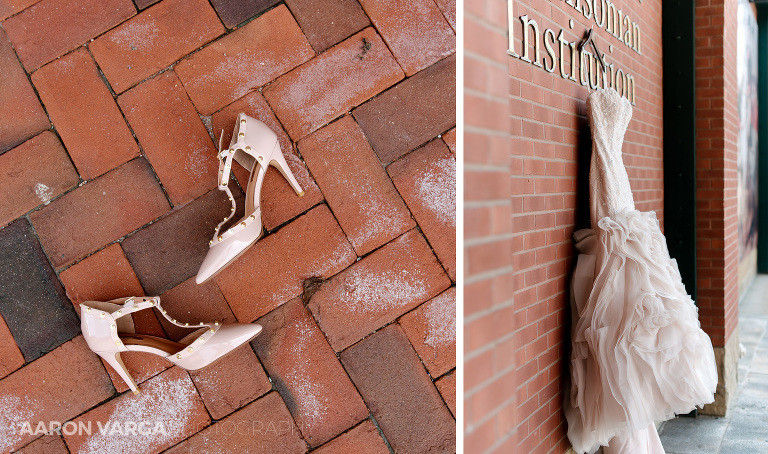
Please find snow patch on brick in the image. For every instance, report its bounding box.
[423,293,456,349]
[341,261,429,314]
[0,395,37,452]
[355,195,408,249]
[184,148,211,179]
[286,316,328,427]
[108,19,160,51]
[417,156,455,227]
[77,372,199,454]
[35,182,53,203]
[207,53,294,103]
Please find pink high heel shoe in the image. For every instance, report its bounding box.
[80,296,262,394]
[196,113,304,284]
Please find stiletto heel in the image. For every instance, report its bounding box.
[80,297,262,394]
[99,351,140,395]
[270,146,304,197]
[195,113,304,284]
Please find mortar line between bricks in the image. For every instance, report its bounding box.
[464,124,513,137]
[0,340,133,444]
[368,414,397,454]
[0,2,43,23]
[385,157,455,281]
[202,0,226,30]
[427,0,455,33]
[247,306,343,450]
[76,9,248,98]
[89,63,176,211]
[464,49,509,71]
[342,316,455,454]
[330,341,397,454]
[301,281,453,450]
[1,27,86,182]
[464,299,517,327]
[354,4,405,79]
[301,417,375,452]
[507,91,666,136]
[81,45,178,212]
[183,367,217,431]
[464,11,508,36]
[19,211,80,311]
[464,265,516,285]
[47,157,176,276]
[15,427,72,453]
[464,231,522,248]
[465,199,513,208]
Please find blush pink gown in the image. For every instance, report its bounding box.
[564,89,718,454]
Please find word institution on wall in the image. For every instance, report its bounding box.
[508,0,641,104]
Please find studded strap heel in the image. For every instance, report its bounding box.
[80,296,262,394]
[195,113,304,284]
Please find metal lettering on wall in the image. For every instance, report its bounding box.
[508,0,640,105]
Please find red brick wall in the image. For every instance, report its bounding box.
[505,0,665,451]
[694,0,740,347]
[464,0,517,452]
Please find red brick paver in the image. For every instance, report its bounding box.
[353,54,456,164]
[165,391,306,454]
[90,0,223,94]
[443,128,457,153]
[64,367,210,454]
[299,115,414,255]
[189,346,272,420]
[0,0,39,21]
[32,49,139,179]
[0,315,24,380]
[2,0,135,70]
[357,0,455,76]
[16,434,68,454]
[119,71,219,206]
[307,229,451,351]
[0,28,48,153]
[389,139,457,280]
[134,0,159,9]
[435,0,457,30]
[285,0,370,52]
[30,158,170,268]
[341,324,456,454]
[399,287,457,377]
[176,4,314,116]
[0,336,113,453]
[263,27,404,140]
[216,204,356,322]
[0,132,78,228]
[253,298,368,446]
[209,0,280,28]
[312,419,390,454]
[436,369,456,416]
[59,243,145,306]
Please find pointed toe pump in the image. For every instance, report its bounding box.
[196,113,304,284]
[80,296,262,394]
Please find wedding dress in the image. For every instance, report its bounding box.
[564,89,718,454]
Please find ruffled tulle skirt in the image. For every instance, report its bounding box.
[565,210,718,454]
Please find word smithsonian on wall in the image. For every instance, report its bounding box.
[508,0,640,104]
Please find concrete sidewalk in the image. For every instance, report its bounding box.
[659,274,768,453]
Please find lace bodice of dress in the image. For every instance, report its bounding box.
[588,89,635,226]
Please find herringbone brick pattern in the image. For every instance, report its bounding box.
[0,1,456,452]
